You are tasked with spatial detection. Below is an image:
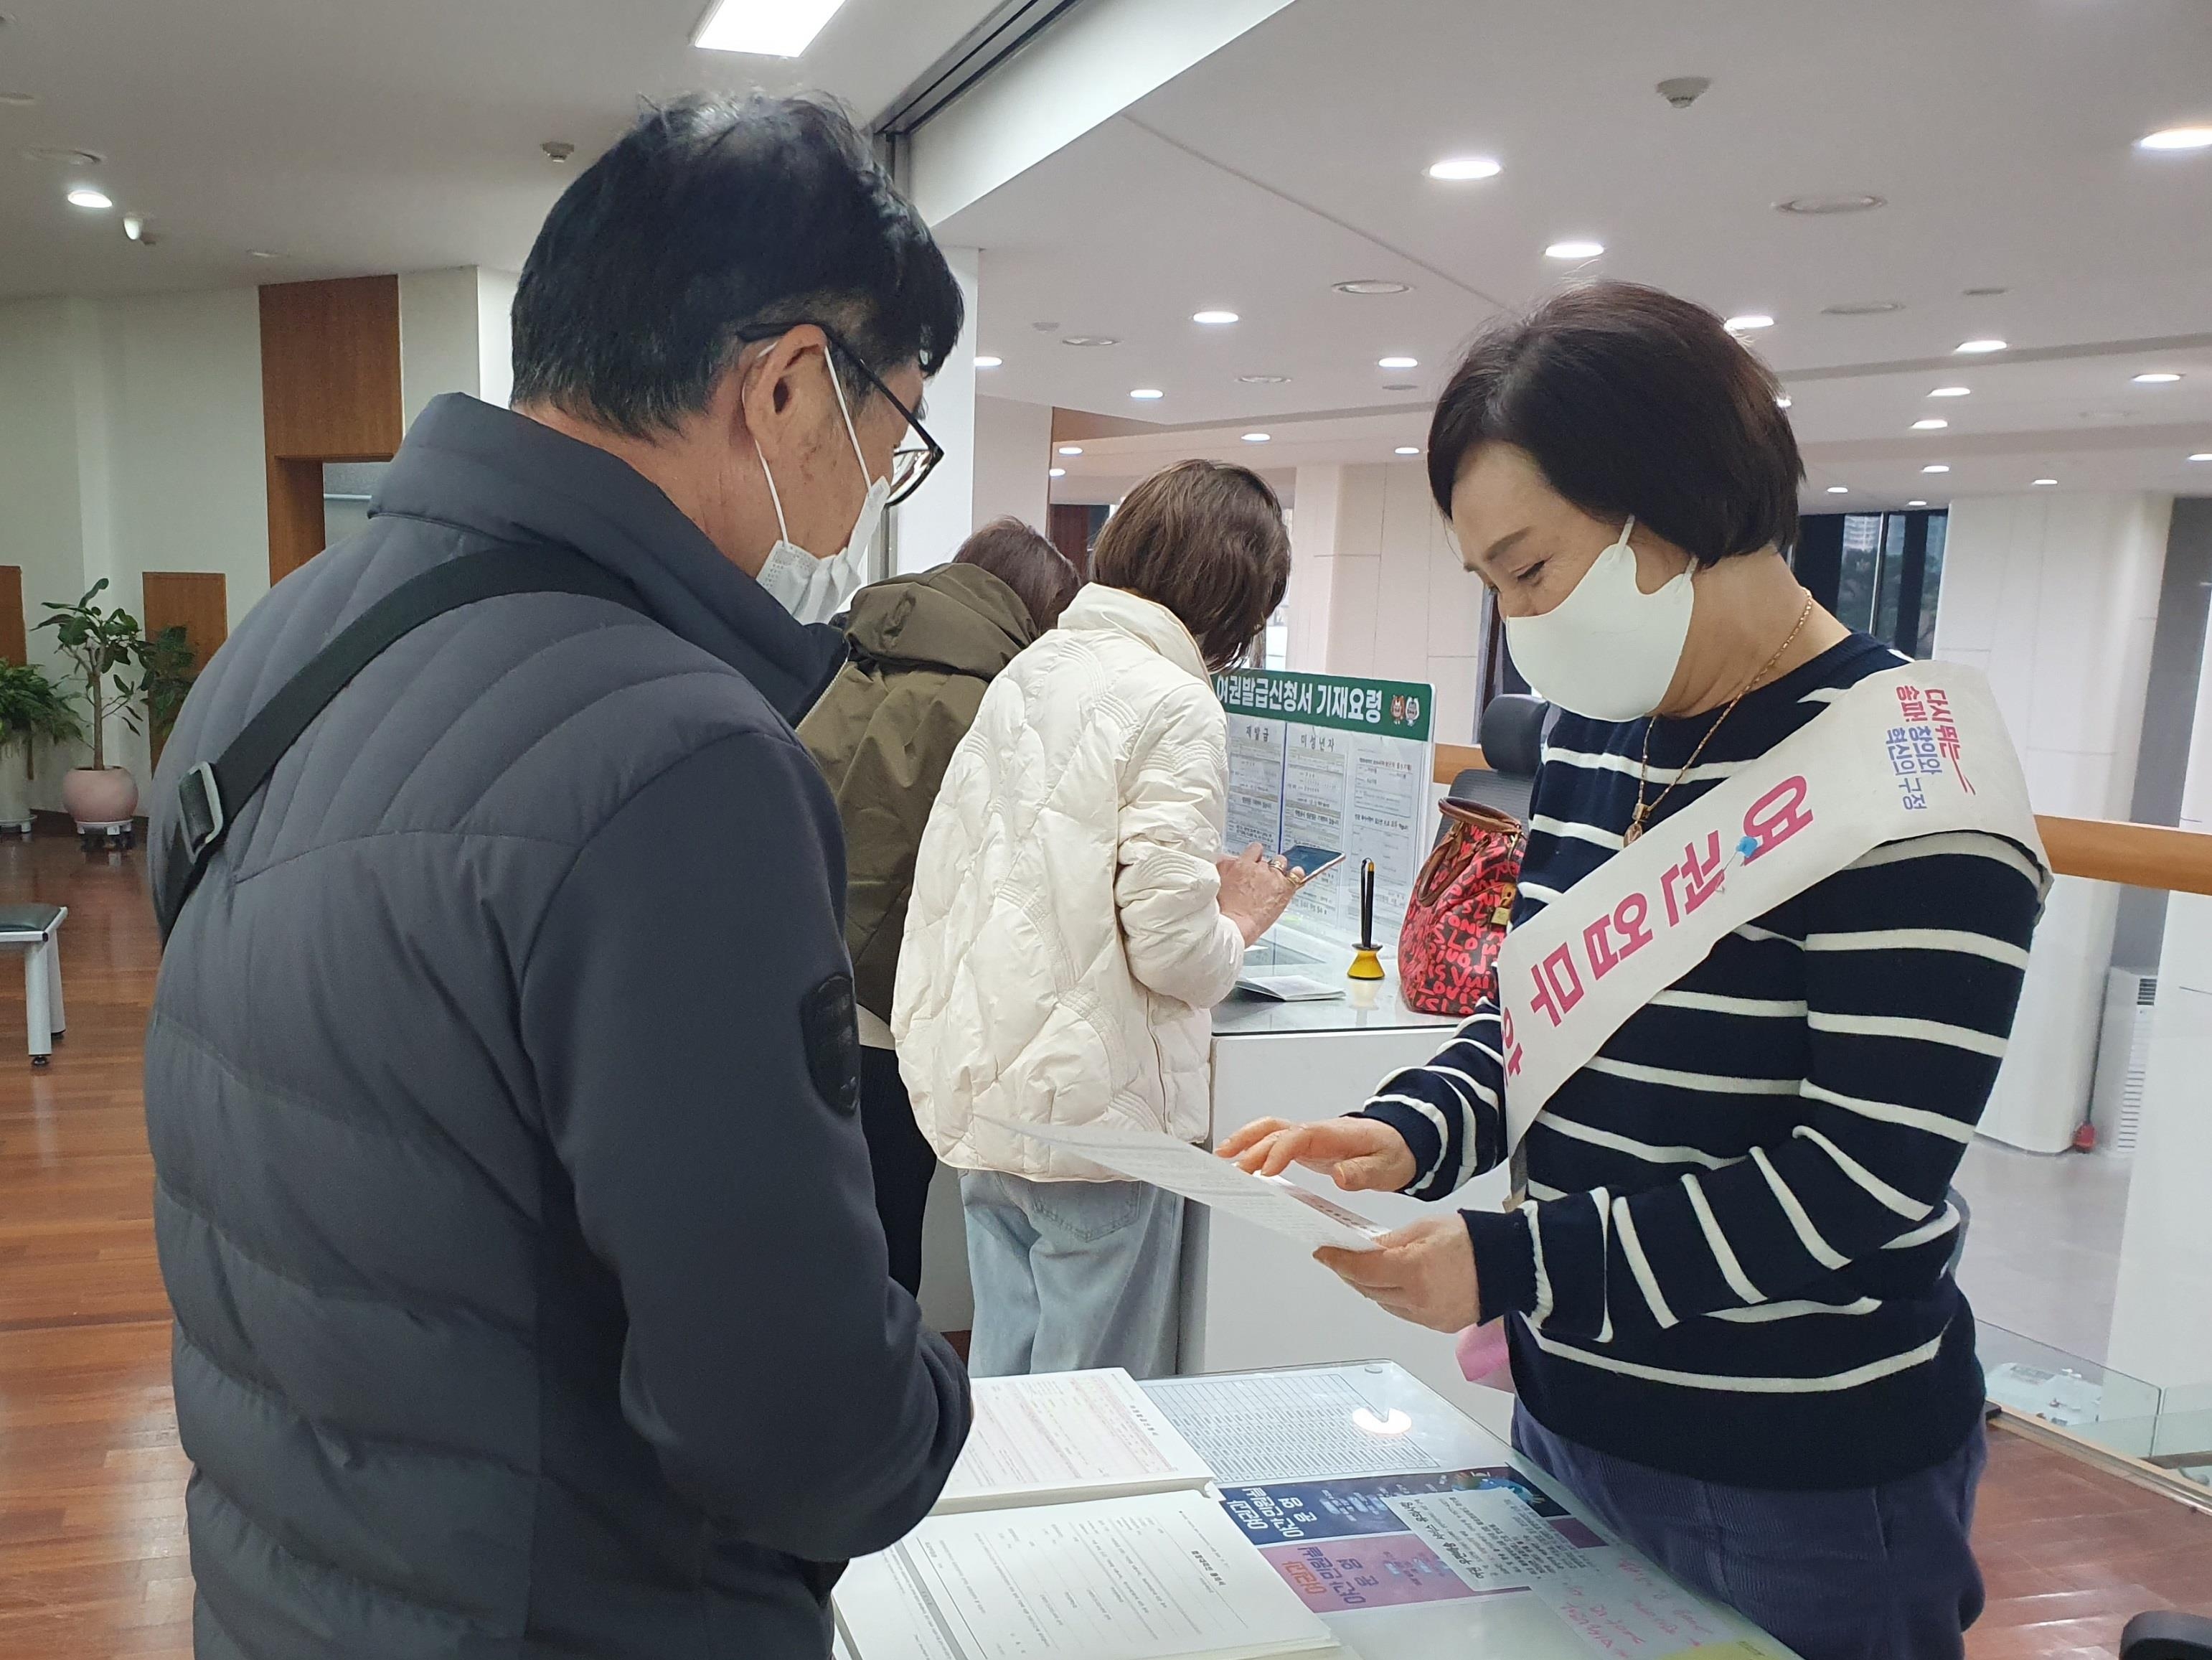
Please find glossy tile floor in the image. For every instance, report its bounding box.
[1,833,2206,1659]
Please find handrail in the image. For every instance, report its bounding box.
[1431,743,2212,897]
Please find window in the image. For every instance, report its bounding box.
[1800,509,1948,657]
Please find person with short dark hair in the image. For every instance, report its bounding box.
[145,93,970,1659]
[799,518,1079,1295]
[897,461,1300,1379]
[1223,282,2043,1660]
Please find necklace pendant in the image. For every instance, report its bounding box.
[1623,819,1644,847]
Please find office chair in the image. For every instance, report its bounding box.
[2122,1613,2212,1659]
[1439,693,1548,839]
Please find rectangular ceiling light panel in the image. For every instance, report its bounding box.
[695,0,847,56]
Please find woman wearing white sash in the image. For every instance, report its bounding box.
[1221,281,2045,1660]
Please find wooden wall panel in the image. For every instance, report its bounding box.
[265,457,331,586]
[0,566,25,666]
[141,573,228,671]
[258,276,403,461]
[258,276,403,585]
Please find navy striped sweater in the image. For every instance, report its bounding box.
[1357,634,2041,1489]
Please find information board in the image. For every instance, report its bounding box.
[1215,669,1435,946]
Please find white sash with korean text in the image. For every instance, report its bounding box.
[1495,663,2048,1151]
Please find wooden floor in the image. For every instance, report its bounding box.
[1,832,2208,1659]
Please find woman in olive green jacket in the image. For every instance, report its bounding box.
[800,518,1081,1295]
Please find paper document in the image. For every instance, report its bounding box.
[981,1118,1383,1253]
[936,1369,1215,1514]
[1236,974,1347,1003]
[834,1491,1341,1660]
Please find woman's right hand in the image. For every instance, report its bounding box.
[1216,843,1299,945]
[1216,1115,1418,1194]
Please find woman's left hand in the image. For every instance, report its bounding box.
[1314,1216,1482,1333]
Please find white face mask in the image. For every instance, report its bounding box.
[752,365,890,624]
[1502,516,1695,722]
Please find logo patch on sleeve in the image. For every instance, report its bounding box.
[800,972,862,1115]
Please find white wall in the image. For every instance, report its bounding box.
[400,267,517,430]
[476,268,517,411]
[893,247,979,574]
[0,289,268,806]
[971,393,1052,538]
[2108,593,2212,1387]
[1934,490,2173,1153]
[1291,460,1484,744]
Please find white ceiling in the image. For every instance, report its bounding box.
[0,0,1004,298]
[935,0,2212,512]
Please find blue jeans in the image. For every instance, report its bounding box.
[959,1171,1185,1379]
[1514,1405,1986,1660]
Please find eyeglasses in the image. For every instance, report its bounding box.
[746,322,944,507]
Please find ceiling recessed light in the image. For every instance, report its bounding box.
[1058,446,1083,456]
[2190,453,2212,463]
[1061,335,1119,348]
[1383,383,1418,393]
[1395,446,1421,456]
[123,213,144,242]
[1922,464,1950,474]
[973,355,1002,369]
[1724,314,1775,332]
[0,90,36,107]
[1775,395,1792,408]
[1955,339,2008,354]
[1334,279,1411,296]
[1929,385,1972,398]
[2033,477,2058,487]
[540,140,577,164]
[248,250,278,260]
[694,0,847,55]
[1031,320,1060,332]
[1129,388,1164,400]
[1049,467,1066,478]
[1545,240,1604,260]
[1827,485,1850,494]
[1963,286,2009,298]
[2133,371,2183,384]
[1908,499,1929,507]
[65,187,111,210]
[1822,299,1905,316]
[1775,193,1885,215]
[1377,355,1418,370]
[1242,432,1271,444]
[1427,154,1502,181]
[2137,126,2212,152]
[1237,373,1291,385]
[1912,418,1949,430]
[1192,309,1239,326]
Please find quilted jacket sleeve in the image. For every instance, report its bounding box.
[520,729,969,1563]
[1114,679,1246,1010]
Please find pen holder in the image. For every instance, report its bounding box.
[1347,947,1385,981]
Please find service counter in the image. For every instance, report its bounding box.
[1141,1361,1795,1659]
[1182,930,1513,1421]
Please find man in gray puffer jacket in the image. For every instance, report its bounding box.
[143,94,970,1659]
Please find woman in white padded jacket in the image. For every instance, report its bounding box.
[895,461,1301,1378]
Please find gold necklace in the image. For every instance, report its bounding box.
[1624,592,1817,846]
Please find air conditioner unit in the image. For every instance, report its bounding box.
[2087,970,2155,1155]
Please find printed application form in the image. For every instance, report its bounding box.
[835,1491,1340,1660]
[981,1118,1384,1253]
[936,1369,1215,1513]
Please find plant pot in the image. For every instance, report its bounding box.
[62,766,138,827]
[0,744,29,830]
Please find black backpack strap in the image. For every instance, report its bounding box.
[155,548,648,940]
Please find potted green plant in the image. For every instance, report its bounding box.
[140,624,197,769]
[0,660,83,833]
[34,579,150,828]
